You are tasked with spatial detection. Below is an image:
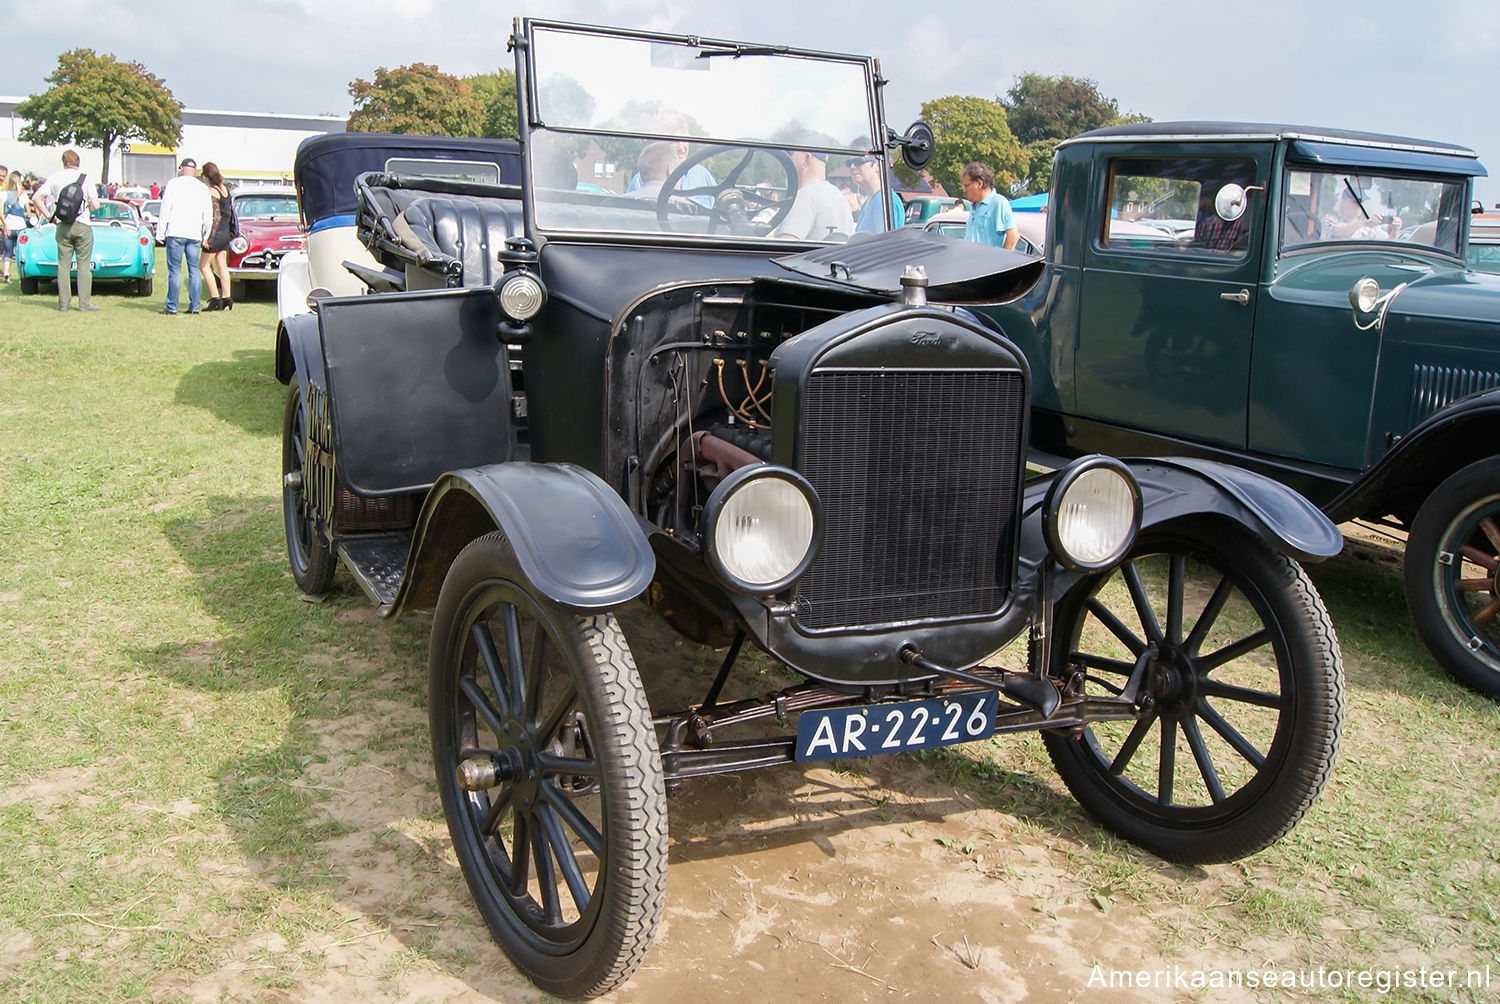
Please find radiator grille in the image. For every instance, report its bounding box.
[1409,364,1500,427]
[793,369,1026,630]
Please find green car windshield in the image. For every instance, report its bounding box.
[1281,168,1468,256]
[523,22,885,242]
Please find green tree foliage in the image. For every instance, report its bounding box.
[1002,72,1146,145]
[347,63,483,136]
[916,95,1024,196]
[17,49,181,186]
[462,69,518,139]
[1017,138,1060,196]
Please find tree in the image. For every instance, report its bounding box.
[912,95,1024,196]
[16,49,181,186]
[347,63,483,136]
[1002,73,1144,145]
[462,69,518,139]
[1016,138,1060,197]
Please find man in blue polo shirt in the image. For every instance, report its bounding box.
[960,162,1018,249]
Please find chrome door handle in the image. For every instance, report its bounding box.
[1220,289,1250,306]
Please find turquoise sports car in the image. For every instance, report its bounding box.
[16,199,155,296]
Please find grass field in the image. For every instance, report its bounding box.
[2,269,1499,1001]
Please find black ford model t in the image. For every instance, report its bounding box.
[274,19,1345,998]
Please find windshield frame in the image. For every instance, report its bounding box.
[513,17,893,246]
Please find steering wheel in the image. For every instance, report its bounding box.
[656,145,798,236]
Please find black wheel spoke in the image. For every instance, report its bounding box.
[459,675,507,736]
[1156,718,1176,805]
[1166,554,1186,644]
[542,782,605,857]
[1184,576,1234,655]
[1199,628,1271,673]
[524,621,548,725]
[509,812,532,897]
[1108,714,1156,775]
[1072,652,1137,678]
[537,801,592,915]
[501,604,526,712]
[1123,562,1164,646]
[1199,677,1283,709]
[536,681,581,746]
[1085,596,1147,657]
[482,784,514,838]
[1197,699,1266,769]
[538,751,602,780]
[471,623,512,717]
[530,818,564,925]
[1181,715,1226,803]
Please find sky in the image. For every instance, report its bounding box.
[5,0,1498,206]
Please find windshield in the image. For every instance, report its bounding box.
[523,22,891,243]
[235,195,299,218]
[1281,168,1467,256]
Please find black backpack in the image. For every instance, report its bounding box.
[54,174,86,224]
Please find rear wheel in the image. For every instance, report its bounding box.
[281,378,335,594]
[136,277,153,297]
[1405,459,1500,697]
[430,532,667,998]
[19,276,38,295]
[1044,522,1343,863]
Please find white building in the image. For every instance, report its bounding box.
[0,99,345,187]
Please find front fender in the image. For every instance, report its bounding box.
[1129,457,1343,562]
[392,462,655,615]
[275,309,323,388]
[1022,456,1342,577]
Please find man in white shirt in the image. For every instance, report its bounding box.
[772,150,853,241]
[154,157,212,314]
[37,149,102,312]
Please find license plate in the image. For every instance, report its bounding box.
[795,690,998,762]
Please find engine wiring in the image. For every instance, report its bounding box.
[714,356,771,429]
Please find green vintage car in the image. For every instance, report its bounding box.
[987,121,1500,696]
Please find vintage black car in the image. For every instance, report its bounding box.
[274,22,1345,998]
[982,122,1500,697]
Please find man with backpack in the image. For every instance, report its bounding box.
[37,149,101,312]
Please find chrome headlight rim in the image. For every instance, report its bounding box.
[701,465,822,595]
[496,268,547,322]
[1042,456,1143,573]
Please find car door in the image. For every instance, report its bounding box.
[1074,148,1269,449]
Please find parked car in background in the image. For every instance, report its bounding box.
[140,199,162,242]
[902,193,960,226]
[274,22,1345,997]
[114,186,151,210]
[983,120,1500,697]
[924,207,1046,252]
[223,185,303,299]
[1467,212,1500,274]
[16,198,154,296]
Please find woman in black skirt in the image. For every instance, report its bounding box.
[198,162,234,311]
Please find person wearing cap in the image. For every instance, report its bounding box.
[960,162,1019,250]
[849,155,905,234]
[154,157,213,314]
[1321,183,1401,241]
[772,150,853,241]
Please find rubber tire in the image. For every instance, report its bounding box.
[19,276,38,295]
[430,532,667,998]
[136,277,153,297]
[1043,521,1343,864]
[281,379,336,594]
[1405,458,1500,697]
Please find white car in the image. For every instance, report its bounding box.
[924,208,1046,253]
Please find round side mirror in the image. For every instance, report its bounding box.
[896,121,934,171]
[1215,183,1248,222]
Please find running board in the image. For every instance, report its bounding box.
[336,531,411,613]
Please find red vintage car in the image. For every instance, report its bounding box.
[226,185,304,296]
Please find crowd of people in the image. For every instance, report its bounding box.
[3,150,242,314]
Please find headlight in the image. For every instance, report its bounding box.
[496,269,547,321]
[702,466,820,594]
[1043,457,1142,572]
[1349,277,1380,313]
[229,235,249,255]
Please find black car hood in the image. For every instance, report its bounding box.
[773,228,1045,303]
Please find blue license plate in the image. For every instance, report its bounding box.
[795,690,998,762]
